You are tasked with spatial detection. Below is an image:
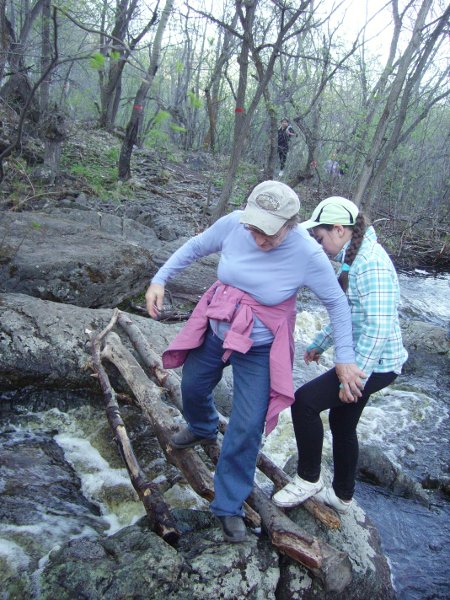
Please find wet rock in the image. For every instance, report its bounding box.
[358,444,430,505]
[0,431,108,598]
[276,459,396,599]
[421,474,450,497]
[401,320,448,355]
[38,496,398,600]
[39,513,280,600]
[0,430,101,525]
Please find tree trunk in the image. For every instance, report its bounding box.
[353,0,444,209]
[212,0,313,220]
[98,0,157,130]
[39,0,51,113]
[118,0,174,180]
[0,0,8,82]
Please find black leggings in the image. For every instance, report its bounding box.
[291,369,397,500]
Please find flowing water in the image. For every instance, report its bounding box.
[0,271,449,599]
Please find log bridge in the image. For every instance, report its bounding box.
[89,309,352,593]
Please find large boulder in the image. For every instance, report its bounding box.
[37,500,396,600]
[0,292,173,392]
[0,292,233,406]
[38,514,280,600]
[0,209,159,307]
[0,207,219,307]
[400,319,448,355]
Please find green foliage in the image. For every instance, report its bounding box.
[154,111,171,125]
[89,52,105,71]
[169,123,187,133]
[145,128,170,148]
[106,147,120,162]
[110,50,121,61]
[175,60,184,74]
[60,140,127,200]
[67,162,115,190]
[187,91,202,109]
[211,174,224,189]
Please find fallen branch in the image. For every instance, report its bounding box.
[89,312,180,544]
[101,333,215,502]
[117,311,340,529]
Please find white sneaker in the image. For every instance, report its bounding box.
[272,475,323,508]
[314,487,352,514]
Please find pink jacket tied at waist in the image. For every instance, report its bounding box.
[162,281,297,434]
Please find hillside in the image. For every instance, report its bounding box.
[1,119,448,272]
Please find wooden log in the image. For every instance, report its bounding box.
[102,332,260,527]
[104,329,351,591]
[101,333,215,501]
[89,314,180,544]
[117,311,340,529]
[255,453,341,530]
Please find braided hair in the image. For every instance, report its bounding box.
[319,213,367,292]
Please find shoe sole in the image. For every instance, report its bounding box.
[314,491,352,514]
[272,484,324,509]
[223,533,246,543]
[171,437,217,449]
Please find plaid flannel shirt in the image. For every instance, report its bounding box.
[310,226,408,379]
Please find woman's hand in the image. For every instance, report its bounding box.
[335,363,366,403]
[304,348,322,364]
[145,283,165,319]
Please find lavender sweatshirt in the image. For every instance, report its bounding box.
[152,211,355,363]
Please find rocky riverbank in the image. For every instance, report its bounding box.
[1,132,449,599]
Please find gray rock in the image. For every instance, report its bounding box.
[0,209,161,307]
[37,495,397,600]
[0,293,174,392]
[0,292,233,409]
[0,431,108,599]
[358,444,430,505]
[401,319,449,354]
[269,459,395,599]
[39,515,280,600]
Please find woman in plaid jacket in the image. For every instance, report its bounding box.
[273,196,408,513]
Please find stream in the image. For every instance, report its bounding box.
[0,271,449,600]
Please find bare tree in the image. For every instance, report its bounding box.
[97,0,158,130]
[39,0,51,113]
[0,0,48,122]
[203,10,239,153]
[353,0,450,209]
[210,0,314,220]
[0,0,8,82]
[0,5,58,182]
[118,0,175,180]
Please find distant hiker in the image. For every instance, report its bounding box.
[277,118,296,176]
[145,182,364,544]
[324,157,341,178]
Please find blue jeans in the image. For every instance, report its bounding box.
[181,328,271,517]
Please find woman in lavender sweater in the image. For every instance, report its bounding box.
[145,181,365,543]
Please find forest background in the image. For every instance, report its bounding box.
[0,0,448,269]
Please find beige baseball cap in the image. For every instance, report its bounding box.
[240,181,300,235]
